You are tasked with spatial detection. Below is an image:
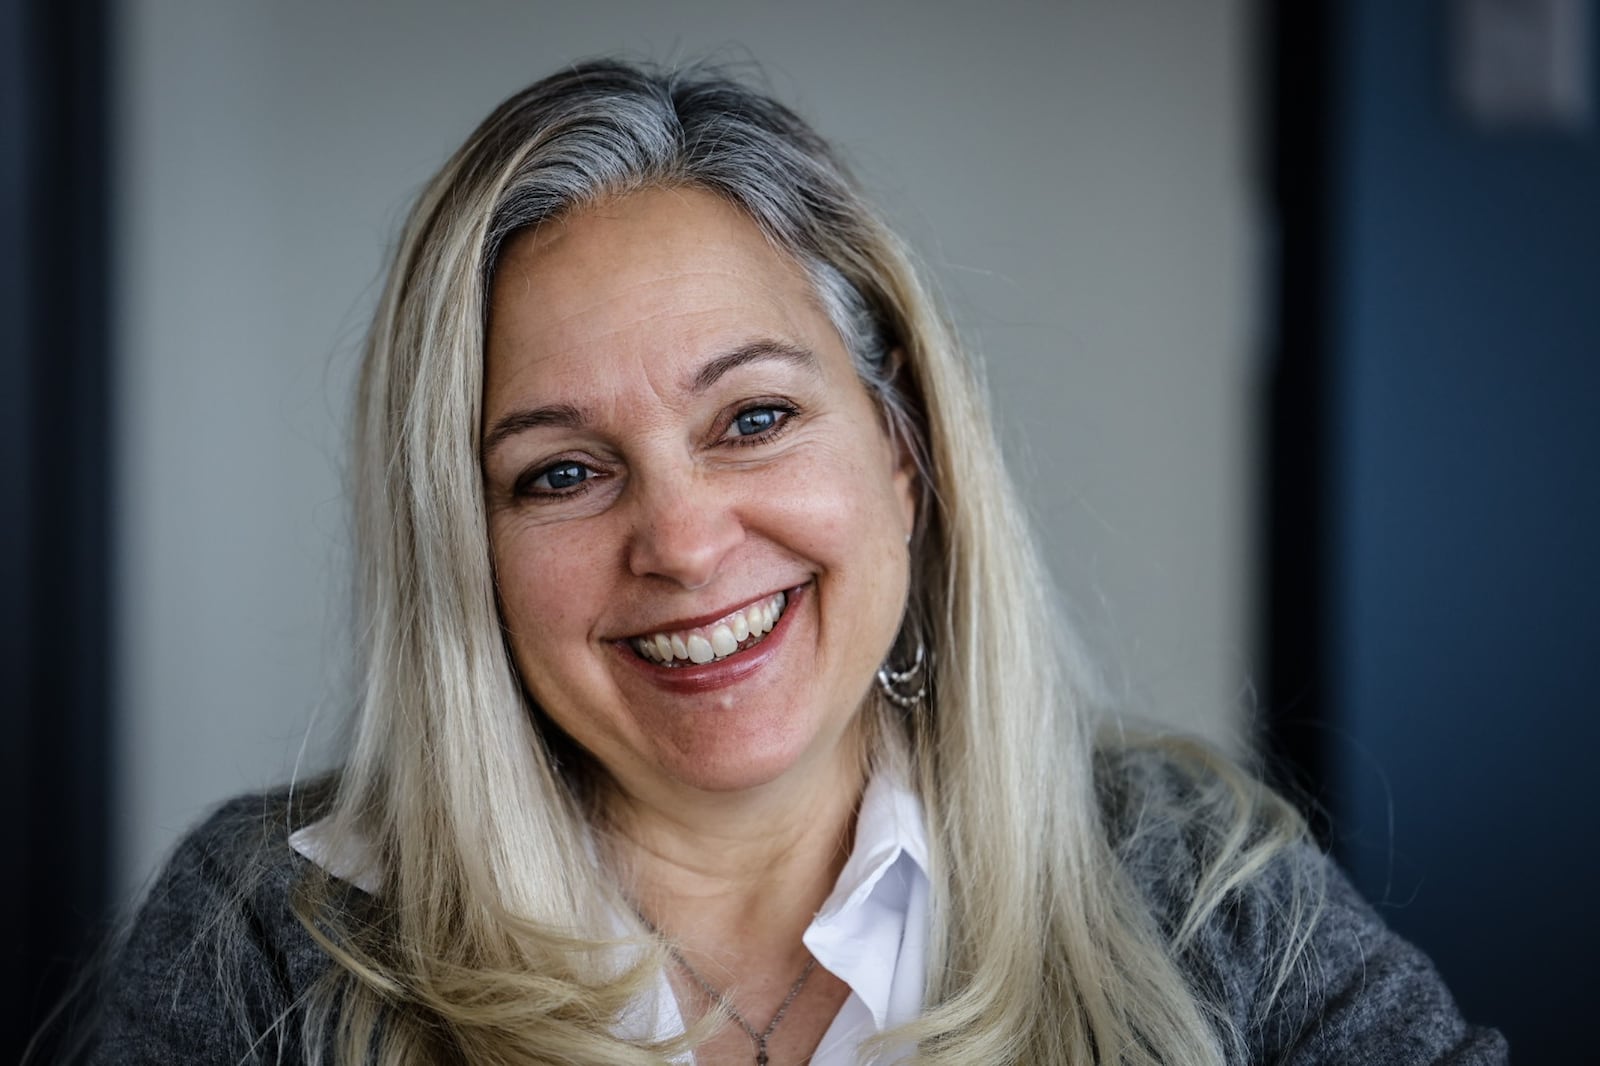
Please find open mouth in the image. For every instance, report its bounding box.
[629,590,789,667]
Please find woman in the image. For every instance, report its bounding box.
[88,60,1504,1065]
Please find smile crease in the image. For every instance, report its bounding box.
[630,591,788,667]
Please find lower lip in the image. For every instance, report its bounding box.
[613,584,807,695]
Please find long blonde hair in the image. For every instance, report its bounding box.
[293,59,1318,1064]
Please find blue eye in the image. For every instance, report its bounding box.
[732,407,781,437]
[532,462,588,492]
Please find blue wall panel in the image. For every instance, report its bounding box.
[1327,2,1600,1055]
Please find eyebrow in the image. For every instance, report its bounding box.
[481,338,819,458]
[481,402,587,457]
[688,339,818,393]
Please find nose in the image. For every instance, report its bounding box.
[625,467,744,589]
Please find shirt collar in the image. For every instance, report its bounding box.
[803,769,930,1030]
[288,815,380,894]
[819,769,929,921]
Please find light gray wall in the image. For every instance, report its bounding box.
[113,0,1260,894]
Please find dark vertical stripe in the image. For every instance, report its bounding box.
[2,0,112,1058]
[1256,0,1339,839]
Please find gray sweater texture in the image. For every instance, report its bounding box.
[85,750,1508,1064]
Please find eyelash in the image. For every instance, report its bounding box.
[513,402,798,501]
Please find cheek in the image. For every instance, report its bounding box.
[759,439,910,574]
[490,520,610,669]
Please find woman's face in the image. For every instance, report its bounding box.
[482,186,916,805]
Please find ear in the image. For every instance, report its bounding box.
[882,349,920,541]
[892,459,918,545]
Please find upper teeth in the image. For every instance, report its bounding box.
[632,591,788,666]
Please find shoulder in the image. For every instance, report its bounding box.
[1092,737,1289,930]
[130,785,331,957]
[1092,738,1508,1065]
[1092,736,1231,850]
[146,787,317,904]
[90,784,338,1064]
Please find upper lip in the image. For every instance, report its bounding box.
[608,584,799,641]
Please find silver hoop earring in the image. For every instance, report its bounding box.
[876,638,927,709]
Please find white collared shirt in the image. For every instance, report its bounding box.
[289,773,931,1064]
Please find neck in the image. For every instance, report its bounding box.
[601,744,867,971]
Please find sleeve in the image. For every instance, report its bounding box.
[88,800,313,1065]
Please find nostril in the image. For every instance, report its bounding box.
[626,489,745,587]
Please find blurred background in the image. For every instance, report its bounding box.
[4,0,1594,1059]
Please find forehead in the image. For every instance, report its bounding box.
[485,187,833,397]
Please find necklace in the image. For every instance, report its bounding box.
[670,950,817,1066]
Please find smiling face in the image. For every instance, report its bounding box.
[482,186,916,809]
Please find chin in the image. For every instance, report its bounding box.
[653,712,864,796]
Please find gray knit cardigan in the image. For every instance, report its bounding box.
[86,750,1508,1064]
